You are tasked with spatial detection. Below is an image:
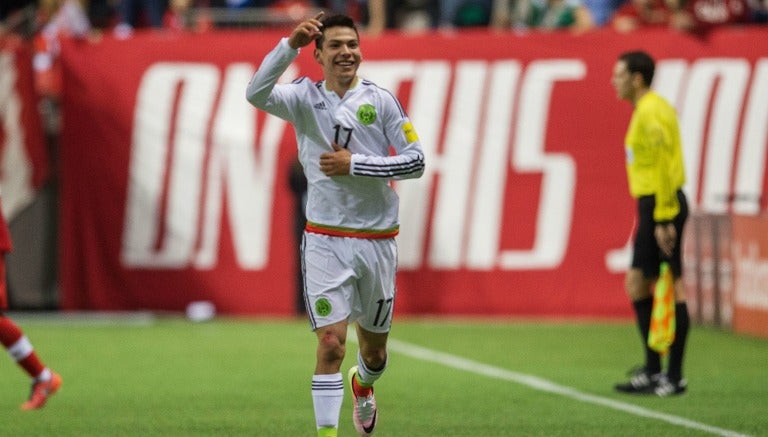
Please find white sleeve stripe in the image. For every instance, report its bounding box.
[354,158,425,177]
[355,168,423,177]
[355,160,424,172]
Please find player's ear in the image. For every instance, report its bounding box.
[313,48,322,65]
[632,72,644,88]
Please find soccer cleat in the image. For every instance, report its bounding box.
[614,366,660,394]
[21,371,62,410]
[655,375,687,397]
[347,366,378,436]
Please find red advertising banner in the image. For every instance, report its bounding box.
[58,27,768,317]
[731,214,768,339]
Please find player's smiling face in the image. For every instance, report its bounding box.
[314,27,361,82]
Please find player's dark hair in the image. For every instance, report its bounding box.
[619,51,655,87]
[315,14,359,49]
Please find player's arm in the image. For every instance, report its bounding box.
[648,123,679,223]
[319,94,425,179]
[348,120,424,180]
[648,121,679,257]
[319,130,424,179]
[350,94,425,180]
[245,38,297,118]
[245,13,324,114]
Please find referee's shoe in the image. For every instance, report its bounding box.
[614,366,661,394]
[655,374,687,397]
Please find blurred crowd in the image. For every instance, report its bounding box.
[2,0,767,38]
[2,0,767,100]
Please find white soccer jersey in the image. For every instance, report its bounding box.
[246,38,425,238]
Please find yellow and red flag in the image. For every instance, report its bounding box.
[648,262,676,354]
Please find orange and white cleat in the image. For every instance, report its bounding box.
[347,366,377,436]
[21,371,62,410]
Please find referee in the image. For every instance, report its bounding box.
[610,51,690,397]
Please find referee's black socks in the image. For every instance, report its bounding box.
[633,296,661,374]
[667,302,690,382]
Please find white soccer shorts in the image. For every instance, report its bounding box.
[302,232,397,333]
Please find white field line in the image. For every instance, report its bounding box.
[383,337,751,437]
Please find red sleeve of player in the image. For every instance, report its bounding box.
[0,198,13,253]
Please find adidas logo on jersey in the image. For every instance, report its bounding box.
[313,101,327,110]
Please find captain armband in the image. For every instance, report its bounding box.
[402,122,419,143]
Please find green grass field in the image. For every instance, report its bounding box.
[1,314,766,436]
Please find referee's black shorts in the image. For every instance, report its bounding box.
[631,189,689,279]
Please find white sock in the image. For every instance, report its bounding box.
[312,373,343,429]
[357,351,387,386]
[7,335,33,361]
[36,368,51,382]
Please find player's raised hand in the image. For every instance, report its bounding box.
[288,12,324,50]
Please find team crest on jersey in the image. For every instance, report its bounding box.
[315,298,332,317]
[356,104,377,125]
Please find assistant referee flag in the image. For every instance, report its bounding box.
[648,262,676,354]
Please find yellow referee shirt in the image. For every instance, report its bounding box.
[624,91,686,222]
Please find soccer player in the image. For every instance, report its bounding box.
[610,50,690,397]
[0,199,62,410]
[246,12,425,436]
